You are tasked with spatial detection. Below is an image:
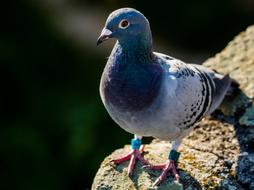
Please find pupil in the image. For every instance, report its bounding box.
[121,21,128,27]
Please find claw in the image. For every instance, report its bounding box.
[142,164,152,169]
[175,174,180,182]
[153,176,162,187]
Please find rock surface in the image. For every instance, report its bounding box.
[204,25,254,123]
[92,25,254,190]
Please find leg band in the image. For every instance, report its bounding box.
[168,150,180,162]
[131,138,142,150]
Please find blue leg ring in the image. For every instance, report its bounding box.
[131,138,142,150]
[168,150,180,162]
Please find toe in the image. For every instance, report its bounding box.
[112,151,133,164]
[142,164,152,169]
[153,176,163,186]
[127,154,136,176]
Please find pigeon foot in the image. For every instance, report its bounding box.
[144,159,180,186]
[112,145,149,176]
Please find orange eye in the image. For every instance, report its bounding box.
[119,20,129,29]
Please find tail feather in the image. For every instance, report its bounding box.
[208,74,232,114]
[226,77,240,96]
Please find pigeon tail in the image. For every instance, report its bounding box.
[226,77,240,96]
[205,73,234,114]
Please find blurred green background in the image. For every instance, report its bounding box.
[1,0,254,189]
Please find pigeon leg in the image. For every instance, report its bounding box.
[144,141,181,186]
[112,135,149,176]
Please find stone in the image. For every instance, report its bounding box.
[239,105,254,126]
[236,153,254,189]
[92,25,254,189]
[204,25,254,119]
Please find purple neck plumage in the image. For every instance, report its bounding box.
[100,39,163,112]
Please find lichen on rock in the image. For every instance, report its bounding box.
[204,25,254,120]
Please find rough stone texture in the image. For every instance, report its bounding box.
[92,119,242,190]
[204,25,254,122]
[204,25,254,189]
[237,154,254,189]
[92,25,254,190]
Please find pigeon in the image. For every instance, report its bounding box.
[97,8,232,186]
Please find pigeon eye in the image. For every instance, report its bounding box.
[119,19,129,29]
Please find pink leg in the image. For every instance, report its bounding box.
[135,149,149,165]
[140,144,145,153]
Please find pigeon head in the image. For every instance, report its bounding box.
[97,8,152,48]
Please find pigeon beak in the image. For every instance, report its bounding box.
[97,28,113,46]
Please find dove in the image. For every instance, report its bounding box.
[97,8,232,186]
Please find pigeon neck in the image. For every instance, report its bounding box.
[117,34,153,62]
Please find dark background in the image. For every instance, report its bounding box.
[1,0,254,190]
